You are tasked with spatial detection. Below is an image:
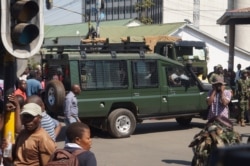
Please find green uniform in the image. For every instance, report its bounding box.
[237,78,250,119]
[189,116,241,166]
[209,73,224,84]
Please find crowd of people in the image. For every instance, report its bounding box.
[206,63,250,127]
[0,62,248,165]
[190,63,250,165]
[0,65,96,166]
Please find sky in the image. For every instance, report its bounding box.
[44,0,82,25]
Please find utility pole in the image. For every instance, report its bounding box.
[96,0,104,37]
[193,0,200,29]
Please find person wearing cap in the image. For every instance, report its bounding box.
[207,76,232,120]
[208,64,224,84]
[26,95,62,141]
[236,69,250,127]
[2,103,57,166]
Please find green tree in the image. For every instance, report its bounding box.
[135,0,154,24]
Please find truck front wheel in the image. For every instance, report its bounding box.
[107,108,136,138]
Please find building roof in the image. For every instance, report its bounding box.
[45,20,185,43]
[44,19,141,38]
[217,7,250,25]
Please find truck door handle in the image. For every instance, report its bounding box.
[162,96,167,102]
[134,93,140,96]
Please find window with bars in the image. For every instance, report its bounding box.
[132,60,158,88]
[79,60,128,90]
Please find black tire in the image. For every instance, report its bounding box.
[176,117,192,126]
[107,108,136,138]
[44,80,65,112]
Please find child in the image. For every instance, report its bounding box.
[64,122,97,166]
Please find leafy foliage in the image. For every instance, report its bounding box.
[134,0,154,24]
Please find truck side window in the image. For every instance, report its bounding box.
[132,60,158,88]
[166,66,196,88]
[79,60,128,90]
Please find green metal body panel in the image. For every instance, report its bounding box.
[43,51,208,120]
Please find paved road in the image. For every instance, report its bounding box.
[56,118,250,166]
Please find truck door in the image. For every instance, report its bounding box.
[161,65,202,113]
[131,60,161,115]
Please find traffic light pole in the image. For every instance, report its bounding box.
[0,0,45,146]
[3,52,17,145]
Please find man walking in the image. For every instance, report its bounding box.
[64,84,81,126]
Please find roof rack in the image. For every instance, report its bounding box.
[42,37,151,54]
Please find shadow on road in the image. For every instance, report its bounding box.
[88,119,205,138]
[162,159,191,165]
[133,119,205,135]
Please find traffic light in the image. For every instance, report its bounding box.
[0,0,44,58]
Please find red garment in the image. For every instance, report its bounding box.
[14,88,27,101]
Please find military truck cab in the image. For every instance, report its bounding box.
[154,40,208,78]
[42,43,209,138]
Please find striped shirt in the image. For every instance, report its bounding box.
[41,111,60,141]
[207,89,232,120]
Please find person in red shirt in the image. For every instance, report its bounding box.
[14,79,27,101]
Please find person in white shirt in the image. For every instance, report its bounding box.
[235,63,242,83]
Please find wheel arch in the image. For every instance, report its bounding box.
[109,102,138,119]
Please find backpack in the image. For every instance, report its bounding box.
[46,149,85,166]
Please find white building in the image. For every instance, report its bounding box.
[82,0,250,52]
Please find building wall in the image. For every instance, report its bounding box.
[163,0,227,41]
[233,0,250,52]
[82,0,163,23]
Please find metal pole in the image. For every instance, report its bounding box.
[3,52,17,144]
[96,8,100,38]
[228,24,235,71]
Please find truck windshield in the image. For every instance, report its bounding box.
[175,46,206,62]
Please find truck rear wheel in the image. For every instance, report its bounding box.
[107,108,136,138]
[44,80,65,113]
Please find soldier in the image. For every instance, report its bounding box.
[209,64,224,84]
[237,69,250,127]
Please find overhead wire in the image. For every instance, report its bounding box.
[163,0,228,25]
[45,0,82,25]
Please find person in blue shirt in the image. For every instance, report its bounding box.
[26,71,42,97]
[64,84,81,126]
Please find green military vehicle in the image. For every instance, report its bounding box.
[41,42,210,138]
